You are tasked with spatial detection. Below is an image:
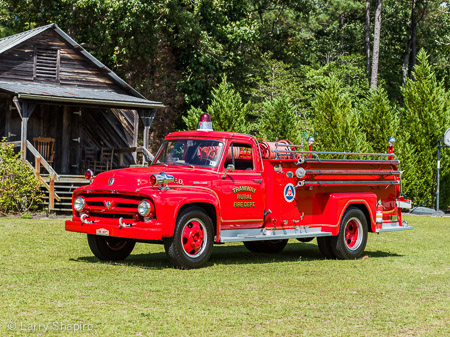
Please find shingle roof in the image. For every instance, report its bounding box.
[0,24,55,54]
[0,81,165,109]
[0,24,163,107]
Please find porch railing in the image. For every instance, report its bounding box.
[8,141,60,209]
[116,146,154,166]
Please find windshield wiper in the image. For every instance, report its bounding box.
[176,163,195,168]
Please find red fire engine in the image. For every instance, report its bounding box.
[65,113,413,269]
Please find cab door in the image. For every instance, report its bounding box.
[217,141,265,230]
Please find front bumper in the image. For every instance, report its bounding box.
[65,218,163,240]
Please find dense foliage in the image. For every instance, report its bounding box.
[1,1,450,207]
[0,140,43,214]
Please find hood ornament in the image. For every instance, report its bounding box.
[105,201,112,210]
[108,178,114,186]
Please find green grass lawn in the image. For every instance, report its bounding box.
[0,215,449,336]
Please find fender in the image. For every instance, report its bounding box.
[319,192,377,235]
[138,186,221,239]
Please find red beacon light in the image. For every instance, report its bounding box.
[197,113,213,131]
[85,169,93,181]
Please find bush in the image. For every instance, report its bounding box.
[0,139,43,214]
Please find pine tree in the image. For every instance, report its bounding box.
[400,49,450,207]
[358,87,399,153]
[257,95,302,144]
[312,76,369,154]
[183,76,249,133]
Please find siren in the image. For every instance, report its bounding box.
[197,113,213,131]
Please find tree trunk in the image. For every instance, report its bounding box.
[402,39,411,83]
[410,0,417,77]
[370,0,382,89]
[365,0,371,81]
[340,13,346,53]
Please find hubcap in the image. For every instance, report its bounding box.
[181,218,206,258]
[344,217,363,251]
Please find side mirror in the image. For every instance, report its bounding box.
[222,164,235,178]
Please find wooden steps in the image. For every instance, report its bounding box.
[41,175,88,213]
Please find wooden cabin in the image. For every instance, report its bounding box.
[0,24,164,211]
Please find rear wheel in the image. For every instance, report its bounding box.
[331,207,368,259]
[244,239,288,254]
[297,237,314,243]
[317,237,336,259]
[164,207,214,269]
[87,235,135,261]
[243,241,263,253]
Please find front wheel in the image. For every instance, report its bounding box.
[164,207,214,269]
[87,235,135,261]
[331,207,368,259]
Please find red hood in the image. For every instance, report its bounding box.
[84,165,218,192]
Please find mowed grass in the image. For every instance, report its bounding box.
[0,216,449,336]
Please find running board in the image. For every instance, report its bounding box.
[220,227,333,243]
[376,221,414,233]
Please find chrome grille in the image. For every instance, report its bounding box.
[81,193,141,217]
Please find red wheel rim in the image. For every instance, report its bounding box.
[344,217,363,251]
[181,219,206,258]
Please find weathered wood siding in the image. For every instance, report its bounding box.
[0,96,7,138]
[0,30,126,93]
[0,27,141,174]
[0,99,136,174]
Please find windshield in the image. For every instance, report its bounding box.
[153,139,224,168]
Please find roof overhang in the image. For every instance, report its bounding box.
[0,81,165,109]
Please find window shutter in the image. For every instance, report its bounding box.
[33,46,60,82]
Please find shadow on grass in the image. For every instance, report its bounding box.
[70,242,402,270]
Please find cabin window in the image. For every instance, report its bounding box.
[224,143,254,171]
[33,46,60,82]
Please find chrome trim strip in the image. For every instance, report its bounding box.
[396,200,412,209]
[220,219,263,223]
[193,181,208,185]
[220,227,332,242]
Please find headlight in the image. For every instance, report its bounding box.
[74,196,85,212]
[138,200,153,216]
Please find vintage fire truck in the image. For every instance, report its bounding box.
[65,113,413,269]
